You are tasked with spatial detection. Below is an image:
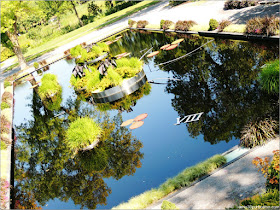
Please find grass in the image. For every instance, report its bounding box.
[223,24,246,33]
[3,1,159,72]
[113,154,226,209]
[259,59,279,94]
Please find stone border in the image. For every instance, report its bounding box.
[130,27,279,42]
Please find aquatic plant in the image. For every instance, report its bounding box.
[259,59,279,94]
[65,117,102,151]
[38,74,62,101]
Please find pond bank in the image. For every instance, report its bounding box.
[148,138,279,209]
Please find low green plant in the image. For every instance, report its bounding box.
[113,155,226,209]
[4,81,12,88]
[209,19,218,31]
[38,73,62,101]
[240,119,278,148]
[1,141,7,150]
[161,200,179,209]
[1,102,11,110]
[33,62,39,69]
[160,20,174,30]
[86,67,101,92]
[65,117,102,151]
[259,59,279,94]
[240,189,279,206]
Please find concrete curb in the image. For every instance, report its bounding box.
[130,27,279,42]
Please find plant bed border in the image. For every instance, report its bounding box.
[130,27,279,42]
[91,68,147,103]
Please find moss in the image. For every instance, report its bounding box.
[66,117,102,151]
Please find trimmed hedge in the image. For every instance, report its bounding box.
[113,155,226,209]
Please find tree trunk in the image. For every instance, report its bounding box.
[71,2,84,27]
[5,22,28,70]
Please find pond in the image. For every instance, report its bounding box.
[12,30,279,209]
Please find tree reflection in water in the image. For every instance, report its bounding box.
[110,31,278,144]
[14,92,143,209]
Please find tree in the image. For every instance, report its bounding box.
[36,1,66,30]
[1,1,34,69]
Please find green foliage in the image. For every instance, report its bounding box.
[113,155,226,209]
[97,42,109,52]
[86,67,101,92]
[88,2,102,16]
[224,0,258,10]
[259,59,279,94]
[116,57,142,72]
[128,19,136,27]
[65,117,102,151]
[175,20,196,31]
[240,119,278,148]
[1,47,14,62]
[4,81,12,88]
[209,19,218,31]
[106,67,123,86]
[1,140,7,150]
[70,45,87,58]
[169,0,187,6]
[78,148,108,172]
[240,189,279,206]
[1,102,11,110]
[161,200,178,210]
[33,62,39,69]
[105,1,138,15]
[38,73,62,100]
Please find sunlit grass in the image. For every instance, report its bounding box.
[113,154,226,209]
[223,24,246,33]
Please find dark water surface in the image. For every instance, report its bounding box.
[13,31,279,209]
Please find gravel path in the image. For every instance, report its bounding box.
[149,138,279,209]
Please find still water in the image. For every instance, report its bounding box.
[13,30,279,209]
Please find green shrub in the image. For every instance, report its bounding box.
[65,117,102,151]
[33,62,39,69]
[98,76,112,91]
[97,42,109,52]
[136,20,149,28]
[1,47,14,62]
[240,189,279,206]
[1,102,11,110]
[70,45,87,58]
[224,0,258,10]
[259,59,279,94]
[38,73,62,101]
[88,2,102,17]
[161,201,178,210]
[106,1,138,15]
[209,19,219,31]
[128,19,136,27]
[240,119,278,148]
[86,68,101,92]
[4,81,12,88]
[169,0,187,6]
[113,155,226,209]
[1,141,7,150]
[175,20,196,31]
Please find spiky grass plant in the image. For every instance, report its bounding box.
[38,74,62,100]
[259,59,279,94]
[240,119,278,148]
[66,117,102,151]
[113,155,226,209]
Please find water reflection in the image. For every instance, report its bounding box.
[14,91,143,209]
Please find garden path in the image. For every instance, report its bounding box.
[149,138,279,209]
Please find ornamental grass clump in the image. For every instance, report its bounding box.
[209,19,219,31]
[240,119,278,148]
[66,117,102,151]
[218,20,232,32]
[259,59,279,94]
[136,20,149,28]
[160,20,174,30]
[246,16,280,36]
[38,74,62,101]
[175,20,196,31]
[113,155,226,209]
[128,19,136,28]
